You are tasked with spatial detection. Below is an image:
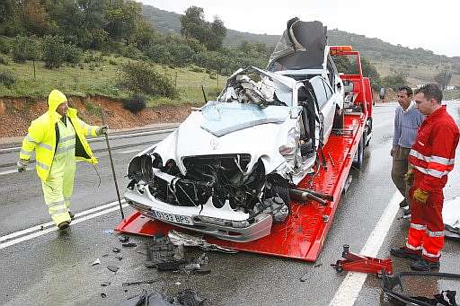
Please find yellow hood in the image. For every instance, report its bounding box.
[48,90,67,112]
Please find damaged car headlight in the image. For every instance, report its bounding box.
[278,126,300,157]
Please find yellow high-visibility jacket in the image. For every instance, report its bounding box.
[20,108,98,181]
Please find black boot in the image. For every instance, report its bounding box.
[390,247,421,260]
[58,221,70,230]
[410,259,440,271]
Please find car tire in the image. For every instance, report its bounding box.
[332,106,344,129]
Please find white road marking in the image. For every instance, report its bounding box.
[118,149,140,154]
[0,200,127,249]
[0,169,21,176]
[329,191,402,306]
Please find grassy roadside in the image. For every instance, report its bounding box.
[0,53,226,105]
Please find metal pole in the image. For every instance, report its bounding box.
[100,108,125,219]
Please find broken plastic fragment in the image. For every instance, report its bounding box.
[116,256,123,261]
[103,229,114,235]
[168,230,237,253]
[91,258,101,266]
[118,235,129,243]
[107,265,119,273]
[113,247,121,253]
[122,242,137,248]
[101,293,107,298]
[101,281,111,287]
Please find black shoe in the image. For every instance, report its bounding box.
[402,208,411,219]
[58,221,70,230]
[399,199,409,208]
[390,247,421,260]
[410,259,440,271]
[69,211,75,220]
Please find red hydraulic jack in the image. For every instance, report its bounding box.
[331,245,393,276]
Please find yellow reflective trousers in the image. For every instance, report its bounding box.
[41,119,76,226]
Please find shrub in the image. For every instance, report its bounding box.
[64,45,83,64]
[12,36,40,63]
[0,56,9,66]
[117,61,178,98]
[123,94,147,113]
[84,100,101,116]
[0,70,16,88]
[109,59,117,66]
[84,51,104,64]
[0,37,12,54]
[190,66,203,73]
[43,35,66,69]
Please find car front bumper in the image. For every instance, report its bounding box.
[124,187,273,242]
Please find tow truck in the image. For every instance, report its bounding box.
[115,42,373,262]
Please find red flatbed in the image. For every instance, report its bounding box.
[115,111,367,261]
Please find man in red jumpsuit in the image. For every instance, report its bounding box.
[391,83,459,271]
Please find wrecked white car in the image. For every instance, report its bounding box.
[124,20,344,242]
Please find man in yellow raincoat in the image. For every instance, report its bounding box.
[17,90,107,230]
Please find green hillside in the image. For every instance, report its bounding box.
[141,4,460,86]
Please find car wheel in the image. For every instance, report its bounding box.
[332,107,344,129]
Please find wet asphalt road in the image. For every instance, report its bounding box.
[0,102,459,306]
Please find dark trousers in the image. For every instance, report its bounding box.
[391,147,411,203]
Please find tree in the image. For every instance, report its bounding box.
[180,6,206,42]
[205,17,226,51]
[382,72,407,90]
[180,7,227,51]
[434,71,452,90]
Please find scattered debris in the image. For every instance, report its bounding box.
[101,293,107,299]
[382,270,460,306]
[113,247,121,253]
[115,256,123,261]
[168,230,237,253]
[101,281,111,287]
[176,289,206,306]
[117,289,205,306]
[184,253,211,274]
[107,265,119,273]
[122,279,159,287]
[104,229,114,235]
[118,235,129,243]
[102,254,109,258]
[122,242,137,248]
[331,245,392,275]
[91,258,101,266]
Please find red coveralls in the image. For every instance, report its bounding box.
[407,106,459,262]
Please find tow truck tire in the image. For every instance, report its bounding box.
[352,130,366,169]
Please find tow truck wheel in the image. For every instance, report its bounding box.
[352,130,366,169]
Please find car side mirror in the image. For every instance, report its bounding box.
[290,106,303,119]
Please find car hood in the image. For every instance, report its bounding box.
[268,19,327,71]
[152,107,295,175]
[200,101,289,137]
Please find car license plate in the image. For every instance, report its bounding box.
[151,210,193,225]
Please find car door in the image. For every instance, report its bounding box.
[309,76,336,145]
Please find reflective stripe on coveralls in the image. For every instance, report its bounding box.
[41,119,76,226]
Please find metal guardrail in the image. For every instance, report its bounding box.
[0,125,178,155]
[0,125,177,169]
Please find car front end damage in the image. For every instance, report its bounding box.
[125,151,292,242]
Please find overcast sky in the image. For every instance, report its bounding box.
[140,0,460,57]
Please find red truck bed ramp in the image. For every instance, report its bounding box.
[115,113,366,261]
